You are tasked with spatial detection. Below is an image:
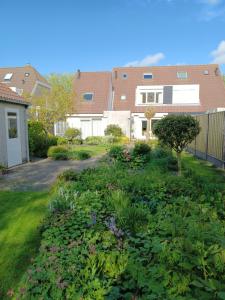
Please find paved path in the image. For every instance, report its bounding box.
[0,157,101,191]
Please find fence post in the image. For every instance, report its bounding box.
[205,113,209,161]
[194,116,197,156]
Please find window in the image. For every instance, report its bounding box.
[141,91,163,104]
[83,93,93,101]
[204,70,209,75]
[4,73,13,81]
[143,73,153,79]
[177,71,188,79]
[122,73,128,79]
[142,120,147,136]
[121,95,126,101]
[7,112,18,139]
[25,72,30,77]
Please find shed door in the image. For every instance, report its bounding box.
[6,109,22,167]
[81,120,92,139]
[92,119,103,136]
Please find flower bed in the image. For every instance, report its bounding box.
[15,148,225,300]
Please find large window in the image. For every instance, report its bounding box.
[4,73,13,81]
[83,93,93,101]
[141,91,163,104]
[7,112,18,139]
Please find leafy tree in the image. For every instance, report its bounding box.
[153,115,200,175]
[105,124,123,137]
[27,74,75,133]
[144,107,155,141]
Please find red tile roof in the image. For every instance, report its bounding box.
[73,64,225,114]
[112,64,225,113]
[73,71,112,113]
[0,82,29,106]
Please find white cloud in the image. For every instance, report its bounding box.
[125,52,165,67]
[211,40,225,64]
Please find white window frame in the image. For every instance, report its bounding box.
[140,91,163,104]
[120,95,126,101]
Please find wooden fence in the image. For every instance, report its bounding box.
[187,111,225,168]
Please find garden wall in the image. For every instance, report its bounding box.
[187,111,225,168]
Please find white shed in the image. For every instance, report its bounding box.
[0,83,29,168]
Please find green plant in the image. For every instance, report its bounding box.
[105,124,123,137]
[85,136,105,145]
[75,150,91,160]
[51,152,69,160]
[58,169,79,181]
[64,127,81,144]
[47,145,68,157]
[133,142,151,156]
[153,115,200,175]
[28,121,57,158]
[57,136,67,145]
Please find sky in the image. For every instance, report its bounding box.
[0,0,225,75]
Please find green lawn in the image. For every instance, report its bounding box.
[0,191,49,299]
[69,144,108,157]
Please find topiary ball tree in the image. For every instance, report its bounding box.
[153,115,200,175]
[104,124,123,137]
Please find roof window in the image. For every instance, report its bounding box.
[83,93,93,101]
[4,73,13,81]
[143,73,153,79]
[204,70,209,75]
[177,71,188,79]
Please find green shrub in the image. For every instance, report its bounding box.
[58,169,79,181]
[75,150,91,160]
[28,121,57,157]
[108,145,129,162]
[57,136,67,145]
[104,124,123,137]
[51,152,69,160]
[72,137,83,145]
[64,127,81,144]
[47,145,68,157]
[133,142,151,156]
[85,136,105,145]
[104,135,121,144]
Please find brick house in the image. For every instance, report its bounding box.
[55,64,225,140]
[0,64,51,97]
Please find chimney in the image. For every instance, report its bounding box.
[77,69,81,79]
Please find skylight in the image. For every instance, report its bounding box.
[4,73,13,81]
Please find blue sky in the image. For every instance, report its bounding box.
[0,0,225,74]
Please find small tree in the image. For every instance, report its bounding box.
[64,128,81,144]
[144,107,155,141]
[153,115,200,175]
[105,124,123,137]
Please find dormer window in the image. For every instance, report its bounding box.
[122,73,128,79]
[143,73,153,79]
[83,93,93,101]
[25,72,30,77]
[4,73,13,81]
[177,71,188,79]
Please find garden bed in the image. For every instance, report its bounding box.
[14,147,225,299]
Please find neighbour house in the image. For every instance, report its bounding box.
[55,64,225,140]
[0,83,29,168]
[0,64,51,97]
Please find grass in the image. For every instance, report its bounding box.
[69,144,108,158]
[0,191,49,299]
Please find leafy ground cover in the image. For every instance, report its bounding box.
[13,146,225,299]
[0,191,49,299]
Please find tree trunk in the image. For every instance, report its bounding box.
[177,152,182,176]
[146,119,150,141]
